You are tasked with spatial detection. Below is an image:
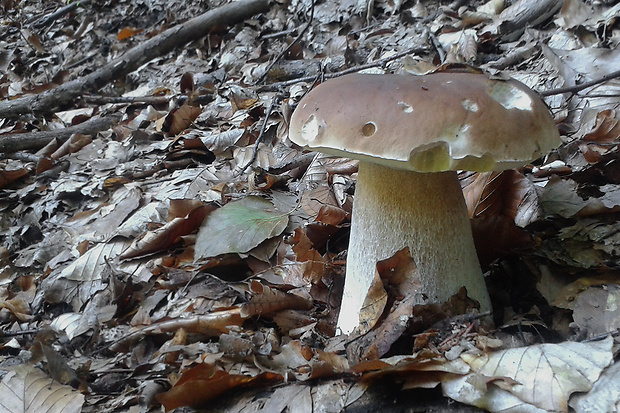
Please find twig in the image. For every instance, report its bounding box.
[83,95,171,105]
[581,328,620,342]
[240,94,283,173]
[427,29,445,64]
[261,28,299,40]
[0,329,38,337]
[539,69,620,97]
[33,0,92,28]
[254,1,315,85]
[267,152,316,174]
[256,45,428,92]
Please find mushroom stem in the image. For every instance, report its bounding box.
[337,161,491,334]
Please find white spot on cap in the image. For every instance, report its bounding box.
[300,115,322,143]
[489,83,533,111]
[461,99,478,112]
[398,101,414,113]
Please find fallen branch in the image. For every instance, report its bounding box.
[33,0,92,28]
[254,1,314,85]
[0,0,270,119]
[0,115,120,153]
[540,68,620,97]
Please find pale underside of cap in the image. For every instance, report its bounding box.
[289,72,561,172]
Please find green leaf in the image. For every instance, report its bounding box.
[195,196,288,259]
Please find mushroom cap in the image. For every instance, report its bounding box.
[289,72,561,172]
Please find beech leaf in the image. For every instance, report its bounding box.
[195,196,288,259]
[442,336,614,412]
[0,364,84,413]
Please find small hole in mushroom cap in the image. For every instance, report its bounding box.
[361,122,377,137]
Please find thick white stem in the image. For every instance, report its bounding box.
[337,162,491,334]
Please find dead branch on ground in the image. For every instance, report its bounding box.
[0,115,120,153]
[0,0,270,119]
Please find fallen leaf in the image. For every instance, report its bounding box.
[570,359,620,413]
[156,363,282,411]
[0,364,84,413]
[442,337,614,412]
[117,26,143,40]
[195,196,288,259]
[572,284,620,338]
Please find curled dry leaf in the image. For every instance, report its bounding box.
[240,280,313,318]
[0,164,30,189]
[157,103,202,136]
[289,227,327,285]
[120,202,214,259]
[442,336,614,412]
[357,270,388,336]
[156,362,283,411]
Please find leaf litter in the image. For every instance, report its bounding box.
[1,0,620,412]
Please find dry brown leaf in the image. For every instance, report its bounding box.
[314,204,347,226]
[357,270,388,336]
[0,297,32,321]
[120,203,214,259]
[240,280,313,318]
[582,109,620,143]
[461,170,531,220]
[117,26,143,40]
[375,246,419,295]
[157,104,202,136]
[360,296,416,360]
[553,273,620,309]
[288,227,327,284]
[156,363,282,411]
[0,165,30,189]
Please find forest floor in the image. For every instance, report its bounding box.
[1,0,619,412]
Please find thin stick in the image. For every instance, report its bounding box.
[256,45,428,92]
[239,94,282,173]
[254,1,315,85]
[540,69,620,96]
[33,0,92,28]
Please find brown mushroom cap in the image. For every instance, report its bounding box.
[289,72,561,172]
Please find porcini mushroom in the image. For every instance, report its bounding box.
[289,72,561,334]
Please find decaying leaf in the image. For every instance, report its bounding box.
[0,364,84,413]
[240,280,313,317]
[120,201,214,259]
[156,362,282,411]
[570,359,620,413]
[442,337,614,412]
[572,284,620,338]
[357,270,388,336]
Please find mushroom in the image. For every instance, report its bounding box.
[289,72,561,334]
